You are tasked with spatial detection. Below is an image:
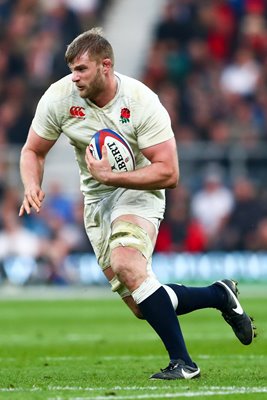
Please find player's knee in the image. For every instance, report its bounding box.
[111,248,145,287]
[111,247,134,271]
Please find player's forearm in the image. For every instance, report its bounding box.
[20,147,45,189]
[103,161,179,190]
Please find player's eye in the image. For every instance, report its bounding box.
[69,66,87,73]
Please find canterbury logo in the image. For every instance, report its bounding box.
[70,106,85,118]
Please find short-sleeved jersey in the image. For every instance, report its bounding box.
[32,72,174,203]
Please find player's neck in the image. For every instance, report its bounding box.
[91,75,118,108]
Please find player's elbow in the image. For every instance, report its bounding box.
[166,165,179,189]
[167,177,179,189]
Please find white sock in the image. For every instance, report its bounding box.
[132,276,161,304]
[163,285,178,310]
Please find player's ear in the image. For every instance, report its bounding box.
[102,58,112,72]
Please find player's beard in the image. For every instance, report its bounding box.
[79,68,105,101]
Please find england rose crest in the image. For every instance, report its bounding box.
[120,107,130,123]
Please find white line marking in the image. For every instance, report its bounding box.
[42,356,87,361]
[0,332,158,344]
[46,387,267,400]
[0,388,41,392]
[1,386,267,397]
[97,354,267,362]
[47,386,177,391]
[198,354,267,360]
[1,354,265,364]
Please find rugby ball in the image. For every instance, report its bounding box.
[89,129,135,172]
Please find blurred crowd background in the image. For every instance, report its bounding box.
[1,0,267,285]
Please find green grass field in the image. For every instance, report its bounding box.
[0,283,266,400]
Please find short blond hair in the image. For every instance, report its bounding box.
[65,27,114,66]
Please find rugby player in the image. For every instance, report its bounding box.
[19,28,256,380]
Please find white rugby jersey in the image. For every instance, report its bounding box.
[32,72,174,203]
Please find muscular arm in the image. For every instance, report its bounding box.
[85,137,179,190]
[19,127,57,216]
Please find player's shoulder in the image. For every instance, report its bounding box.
[43,74,75,103]
[116,72,158,104]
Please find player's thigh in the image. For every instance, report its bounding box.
[113,214,158,246]
[83,201,112,270]
[109,216,156,290]
[84,188,165,271]
[110,188,165,247]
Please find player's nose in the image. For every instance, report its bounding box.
[72,71,80,82]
